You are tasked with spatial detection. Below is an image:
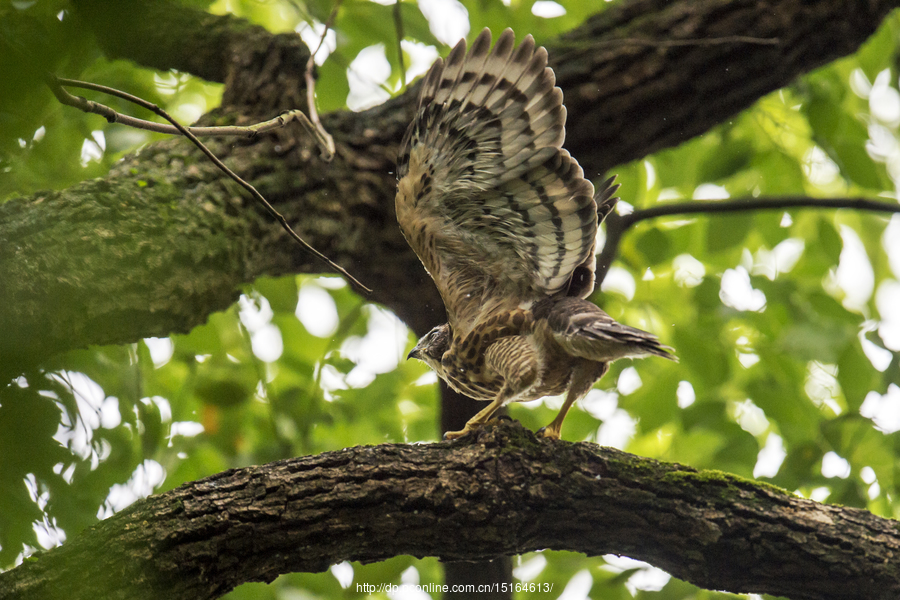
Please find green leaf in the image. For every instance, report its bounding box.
[672,328,730,389]
[706,213,753,253]
[752,150,806,194]
[699,138,753,181]
[855,15,898,79]
[816,220,844,263]
[837,342,880,411]
[805,96,840,140]
[833,139,883,189]
[634,226,671,265]
[195,377,252,408]
[251,276,298,313]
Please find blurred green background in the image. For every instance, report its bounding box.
[2,1,900,598]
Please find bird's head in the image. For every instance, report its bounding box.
[407,323,451,374]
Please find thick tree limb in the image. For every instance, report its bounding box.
[2,0,897,368]
[47,76,364,290]
[4,4,898,598]
[547,0,900,173]
[71,0,262,85]
[0,421,896,600]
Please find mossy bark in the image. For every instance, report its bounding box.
[2,0,896,378]
[3,1,900,598]
[1,422,897,600]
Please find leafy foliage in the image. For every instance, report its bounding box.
[2,0,900,598]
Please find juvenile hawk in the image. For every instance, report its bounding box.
[396,28,675,440]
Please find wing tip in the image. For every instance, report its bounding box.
[595,175,620,223]
[471,28,493,55]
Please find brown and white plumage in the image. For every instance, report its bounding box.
[396,28,600,332]
[398,29,675,439]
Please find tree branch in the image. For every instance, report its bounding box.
[596,196,900,284]
[3,0,898,372]
[47,85,307,138]
[547,0,900,175]
[302,0,341,161]
[48,76,368,293]
[621,196,900,228]
[71,0,263,85]
[0,421,896,600]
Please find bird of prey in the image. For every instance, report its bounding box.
[396,28,675,440]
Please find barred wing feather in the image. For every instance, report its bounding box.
[396,28,603,333]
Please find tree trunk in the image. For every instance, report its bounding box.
[440,382,513,599]
[0,421,896,600]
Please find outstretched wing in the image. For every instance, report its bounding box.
[396,28,600,334]
[566,176,620,300]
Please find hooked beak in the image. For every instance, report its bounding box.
[407,346,421,361]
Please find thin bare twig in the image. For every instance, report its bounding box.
[619,196,900,228]
[303,0,343,161]
[48,75,370,294]
[46,78,332,152]
[595,196,900,285]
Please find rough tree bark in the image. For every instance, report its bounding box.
[2,0,897,377]
[2,0,900,598]
[1,421,897,600]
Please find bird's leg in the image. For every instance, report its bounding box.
[443,388,512,440]
[537,393,575,440]
[539,361,608,440]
